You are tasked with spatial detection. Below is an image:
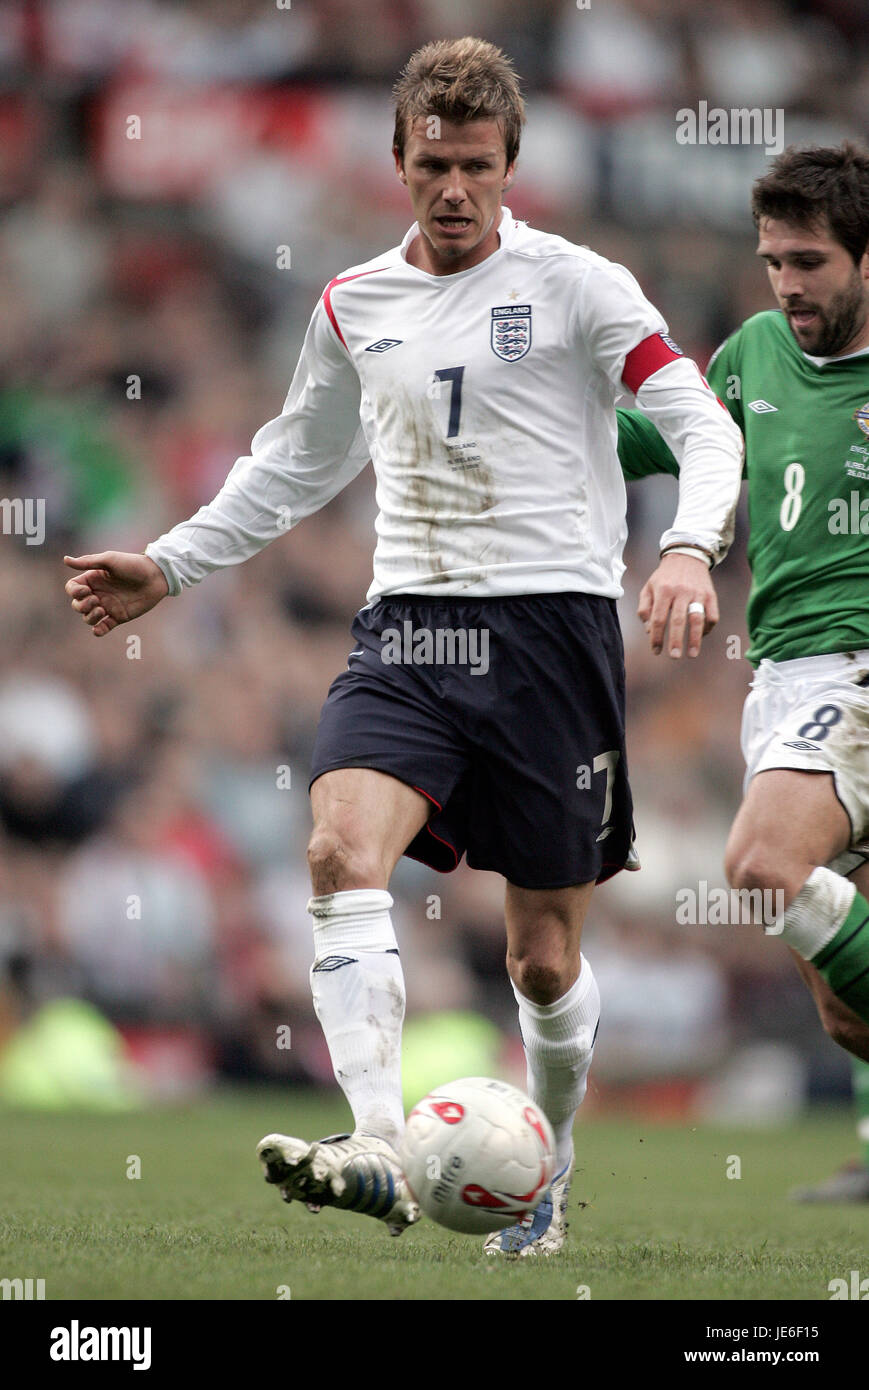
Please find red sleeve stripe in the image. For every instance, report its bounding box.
[322,268,387,350]
[621,332,685,394]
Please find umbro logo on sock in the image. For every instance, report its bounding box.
[312,955,359,972]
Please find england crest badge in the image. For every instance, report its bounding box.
[491,304,532,361]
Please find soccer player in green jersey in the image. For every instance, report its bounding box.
[619,142,869,1099]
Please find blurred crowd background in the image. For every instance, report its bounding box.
[0,0,865,1118]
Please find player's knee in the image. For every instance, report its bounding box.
[507,950,569,1006]
[725,841,791,897]
[306,828,382,894]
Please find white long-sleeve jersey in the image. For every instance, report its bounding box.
[146,208,743,602]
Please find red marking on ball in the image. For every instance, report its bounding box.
[431,1100,465,1125]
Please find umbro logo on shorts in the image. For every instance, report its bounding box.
[747,399,778,413]
[365,339,403,353]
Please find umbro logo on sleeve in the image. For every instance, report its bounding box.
[365,339,403,353]
[747,399,778,413]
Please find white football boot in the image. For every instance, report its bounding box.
[257,1131,420,1236]
[482,1147,573,1257]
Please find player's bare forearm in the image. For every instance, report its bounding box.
[64,551,170,637]
[638,552,717,659]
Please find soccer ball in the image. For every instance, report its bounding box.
[400,1077,556,1234]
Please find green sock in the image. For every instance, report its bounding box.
[812,890,869,1023]
[852,1057,869,1170]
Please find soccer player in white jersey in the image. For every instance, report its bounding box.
[65,38,743,1255]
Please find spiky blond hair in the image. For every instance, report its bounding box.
[393,37,525,167]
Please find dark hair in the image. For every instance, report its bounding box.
[751,141,869,263]
[392,36,525,168]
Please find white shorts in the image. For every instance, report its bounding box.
[740,650,869,860]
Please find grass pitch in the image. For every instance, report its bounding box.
[0,1089,863,1301]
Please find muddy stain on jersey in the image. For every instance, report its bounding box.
[379,386,504,588]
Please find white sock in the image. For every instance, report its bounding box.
[308,889,405,1148]
[778,867,856,960]
[512,955,600,1172]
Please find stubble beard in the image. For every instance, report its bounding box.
[787,270,869,356]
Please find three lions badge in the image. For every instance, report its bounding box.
[491,304,532,362]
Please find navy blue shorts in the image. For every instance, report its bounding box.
[309,593,634,889]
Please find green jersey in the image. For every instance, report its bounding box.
[618,309,869,665]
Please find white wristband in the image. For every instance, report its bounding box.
[660,545,713,568]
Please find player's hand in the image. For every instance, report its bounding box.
[64,551,170,637]
[638,553,718,658]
